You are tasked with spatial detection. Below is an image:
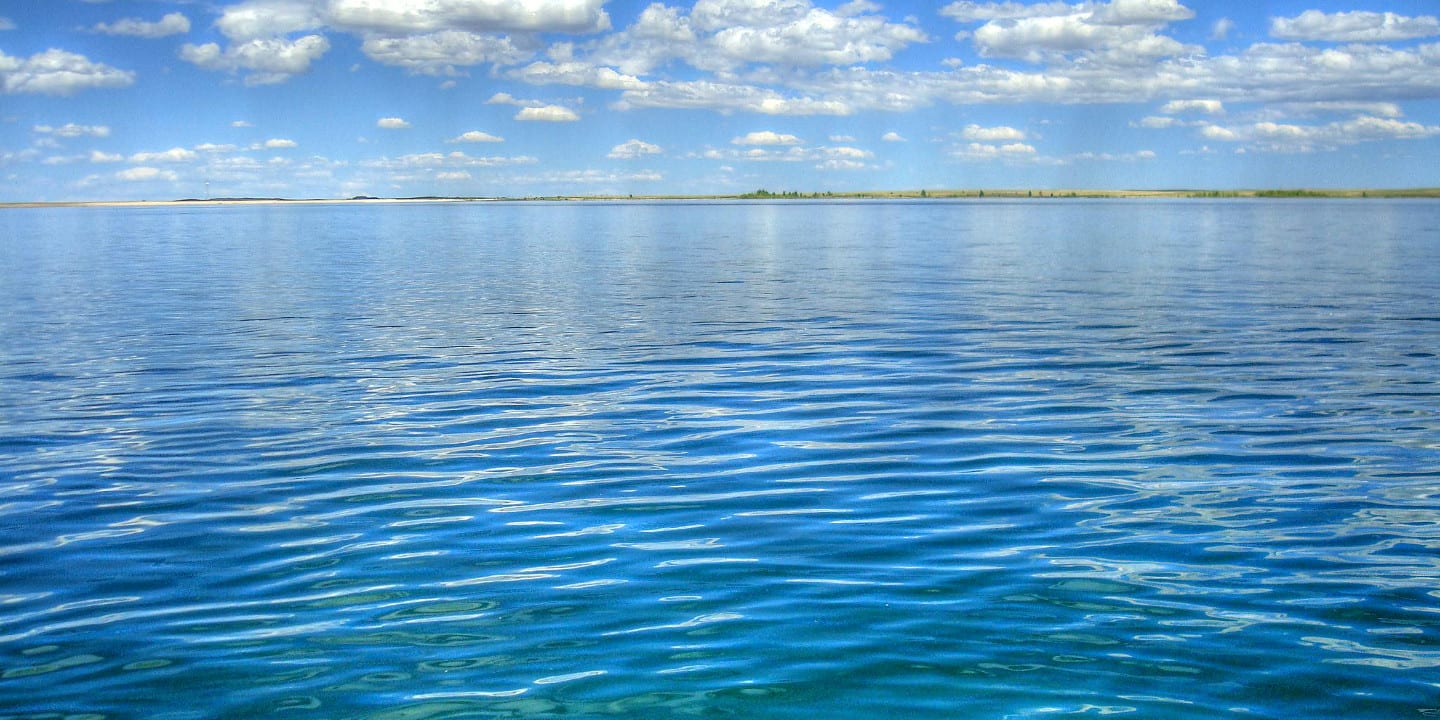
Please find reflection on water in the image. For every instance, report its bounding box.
[1,199,1439,718]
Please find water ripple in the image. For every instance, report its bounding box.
[1,201,1439,718]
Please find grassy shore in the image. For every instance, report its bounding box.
[3,188,1438,209]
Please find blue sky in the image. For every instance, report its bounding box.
[3,0,1440,200]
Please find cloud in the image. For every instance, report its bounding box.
[93,12,191,38]
[360,31,533,75]
[90,150,123,163]
[377,117,410,129]
[324,0,611,34]
[733,130,802,146]
[950,0,1197,64]
[961,124,1026,141]
[1210,17,1234,41]
[129,147,200,163]
[1160,99,1223,115]
[1198,115,1440,152]
[617,79,851,115]
[1271,11,1440,43]
[361,150,539,170]
[180,34,330,85]
[515,105,580,122]
[117,166,178,182]
[0,16,14,31]
[608,139,663,159]
[881,131,906,142]
[941,2,1077,22]
[952,141,1038,160]
[34,123,111,138]
[262,138,298,148]
[507,61,647,90]
[0,48,135,95]
[232,120,254,128]
[436,171,471,181]
[449,130,504,143]
[584,0,925,76]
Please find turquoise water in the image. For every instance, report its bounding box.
[1,199,1438,719]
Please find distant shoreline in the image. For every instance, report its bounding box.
[3,188,1439,209]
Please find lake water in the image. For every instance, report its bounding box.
[2,199,1439,719]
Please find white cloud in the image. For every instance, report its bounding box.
[93,12,191,38]
[129,147,199,163]
[617,80,851,115]
[829,134,857,142]
[90,150,123,163]
[941,2,1077,22]
[362,150,538,170]
[949,0,1196,65]
[608,139,663,159]
[262,138,298,148]
[1210,17,1234,41]
[0,48,134,95]
[436,171,471,181]
[324,0,612,34]
[516,105,580,122]
[881,131,906,142]
[1271,11,1440,43]
[1197,115,1440,152]
[377,117,410,129]
[1160,99,1224,115]
[953,141,1039,160]
[360,31,533,75]
[585,0,925,76]
[34,123,111,138]
[180,34,330,85]
[961,124,1026,141]
[232,120,254,128]
[117,166,178,182]
[508,61,647,90]
[450,130,504,143]
[733,130,803,146]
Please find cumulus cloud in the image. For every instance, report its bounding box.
[1271,10,1440,43]
[616,79,851,115]
[92,12,191,38]
[516,105,580,122]
[261,138,298,148]
[118,166,178,182]
[90,150,123,163]
[1160,99,1224,115]
[436,171,471,181]
[733,130,803,146]
[508,61,647,90]
[34,123,111,138]
[377,117,410,129]
[180,34,331,85]
[449,130,504,143]
[361,31,533,75]
[1198,115,1440,152]
[608,139,663,159]
[0,48,134,95]
[361,150,538,170]
[948,0,1197,65]
[881,131,906,142]
[962,124,1027,141]
[129,148,200,163]
[952,141,1038,160]
[324,0,611,34]
[584,0,925,76]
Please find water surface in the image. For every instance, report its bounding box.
[2,200,1439,718]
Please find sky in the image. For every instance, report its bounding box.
[2,0,1440,201]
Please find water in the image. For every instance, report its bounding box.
[1,199,1438,719]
